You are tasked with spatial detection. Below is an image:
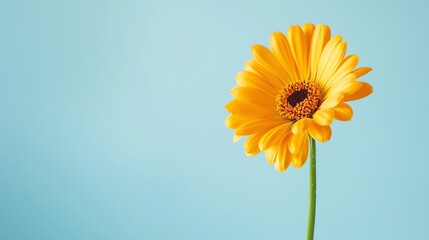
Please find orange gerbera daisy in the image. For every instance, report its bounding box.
[225,23,372,172]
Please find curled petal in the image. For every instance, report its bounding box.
[289,132,307,155]
[332,103,353,121]
[308,122,332,142]
[291,118,312,134]
[291,137,309,168]
[312,109,334,126]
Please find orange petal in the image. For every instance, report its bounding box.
[312,109,334,126]
[291,137,309,168]
[322,73,356,98]
[302,23,315,78]
[244,60,284,90]
[343,82,373,102]
[233,134,243,143]
[225,100,278,118]
[252,45,291,85]
[270,32,298,81]
[287,25,308,81]
[265,146,278,164]
[319,93,343,109]
[310,24,331,81]
[225,114,243,129]
[325,55,359,89]
[353,67,372,78]
[291,118,312,134]
[289,132,307,155]
[244,131,266,156]
[308,122,332,142]
[230,86,275,106]
[302,23,316,50]
[259,123,291,151]
[226,112,264,130]
[274,137,292,172]
[332,102,353,121]
[235,119,285,135]
[315,35,342,84]
[319,41,347,89]
[342,81,363,97]
[236,71,278,94]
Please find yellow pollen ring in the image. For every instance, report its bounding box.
[276,81,321,121]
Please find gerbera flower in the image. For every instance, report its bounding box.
[225,23,372,172]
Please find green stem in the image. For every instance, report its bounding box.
[307,136,316,240]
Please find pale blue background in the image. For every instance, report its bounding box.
[1,0,428,239]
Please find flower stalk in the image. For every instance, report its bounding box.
[307,136,316,240]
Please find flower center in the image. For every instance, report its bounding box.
[276,81,321,121]
[287,89,309,107]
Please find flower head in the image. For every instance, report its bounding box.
[225,23,372,172]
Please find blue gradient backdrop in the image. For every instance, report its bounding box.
[1,0,429,239]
